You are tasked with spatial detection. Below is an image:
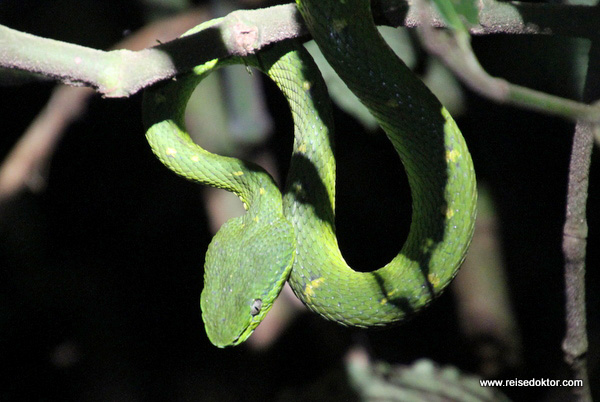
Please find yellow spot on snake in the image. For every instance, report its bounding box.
[191,155,200,162]
[165,147,177,157]
[304,277,325,301]
[302,80,312,91]
[238,196,248,211]
[193,58,219,75]
[253,216,259,223]
[444,207,454,219]
[428,273,441,288]
[421,238,435,254]
[233,171,244,176]
[446,149,460,163]
[259,187,266,195]
[380,298,388,305]
[387,289,397,297]
[297,143,307,153]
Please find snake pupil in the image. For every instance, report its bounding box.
[250,299,262,316]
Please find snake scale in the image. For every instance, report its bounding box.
[143,0,477,347]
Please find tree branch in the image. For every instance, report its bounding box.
[560,38,600,402]
[0,4,305,97]
[377,0,600,38]
[562,121,594,402]
[1,0,599,98]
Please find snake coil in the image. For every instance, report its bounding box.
[143,0,476,347]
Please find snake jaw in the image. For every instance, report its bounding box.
[202,295,268,348]
[214,299,268,348]
[227,298,273,347]
[203,284,283,347]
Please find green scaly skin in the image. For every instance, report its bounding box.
[288,0,476,325]
[143,0,476,347]
[143,35,322,347]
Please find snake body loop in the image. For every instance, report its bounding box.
[287,0,477,326]
[143,1,476,347]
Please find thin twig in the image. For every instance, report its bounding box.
[560,39,600,402]
[0,85,93,199]
[414,0,600,122]
[0,8,208,201]
[562,121,594,402]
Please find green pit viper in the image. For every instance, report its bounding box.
[143,0,477,347]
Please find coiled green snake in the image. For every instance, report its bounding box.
[143,0,477,347]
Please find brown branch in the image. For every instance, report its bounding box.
[0,85,93,199]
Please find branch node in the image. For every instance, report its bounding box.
[230,21,259,56]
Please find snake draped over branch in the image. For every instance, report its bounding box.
[142,0,477,348]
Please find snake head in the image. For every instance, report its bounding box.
[200,213,295,347]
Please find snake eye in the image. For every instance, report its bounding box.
[250,299,262,316]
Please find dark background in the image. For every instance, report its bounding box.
[0,0,598,400]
